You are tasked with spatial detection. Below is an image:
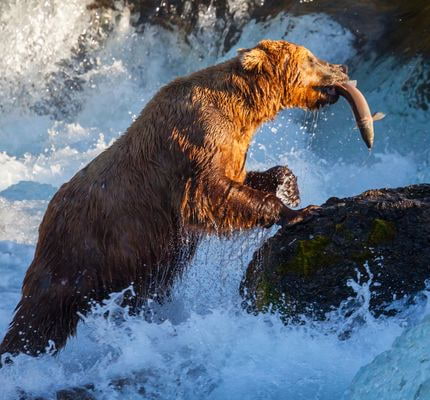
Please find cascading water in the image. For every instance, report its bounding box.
[0,1,429,399]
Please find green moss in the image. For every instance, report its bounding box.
[351,250,374,264]
[335,223,355,241]
[254,276,280,311]
[368,218,396,245]
[279,235,337,277]
[335,223,344,232]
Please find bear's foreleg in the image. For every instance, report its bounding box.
[244,165,300,207]
[193,173,316,232]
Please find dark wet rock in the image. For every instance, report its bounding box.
[108,373,147,395]
[88,0,430,58]
[240,184,430,321]
[17,385,96,400]
[56,386,96,400]
[88,0,260,51]
[20,374,150,400]
[17,389,48,400]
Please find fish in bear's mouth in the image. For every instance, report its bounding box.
[317,80,385,149]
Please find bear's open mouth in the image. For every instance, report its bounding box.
[316,79,356,104]
[321,86,340,104]
[314,85,341,107]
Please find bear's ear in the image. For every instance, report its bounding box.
[238,47,270,73]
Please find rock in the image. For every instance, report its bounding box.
[17,385,95,400]
[19,374,150,399]
[87,1,430,58]
[0,181,57,201]
[240,184,430,321]
[56,386,95,400]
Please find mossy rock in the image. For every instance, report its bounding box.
[278,235,339,277]
[368,218,396,245]
[241,184,430,321]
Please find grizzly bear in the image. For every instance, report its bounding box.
[0,40,348,357]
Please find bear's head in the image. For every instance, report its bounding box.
[238,39,349,110]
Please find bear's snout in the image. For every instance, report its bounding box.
[322,63,350,86]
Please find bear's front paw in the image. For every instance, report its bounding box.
[279,204,321,227]
[275,167,300,208]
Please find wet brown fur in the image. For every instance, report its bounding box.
[0,40,348,357]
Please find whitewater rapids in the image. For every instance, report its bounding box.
[0,1,429,399]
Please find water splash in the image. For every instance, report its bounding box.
[347,288,430,400]
[0,1,428,399]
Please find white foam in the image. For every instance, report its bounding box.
[225,13,355,62]
[347,295,430,400]
[0,1,427,399]
[0,271,407,400]
[0,0,93,112]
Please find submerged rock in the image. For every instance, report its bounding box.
[55,386,96,400]
[17,385,96,400]
[0,181,57,201]
[18,373,151,400]
[240,184,430,321]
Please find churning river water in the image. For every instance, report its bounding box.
[0,1,429,399]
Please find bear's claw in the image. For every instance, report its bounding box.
[275,167,300,208]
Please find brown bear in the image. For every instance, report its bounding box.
[0,39,348,358]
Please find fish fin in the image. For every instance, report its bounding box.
[372,112,386,121]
